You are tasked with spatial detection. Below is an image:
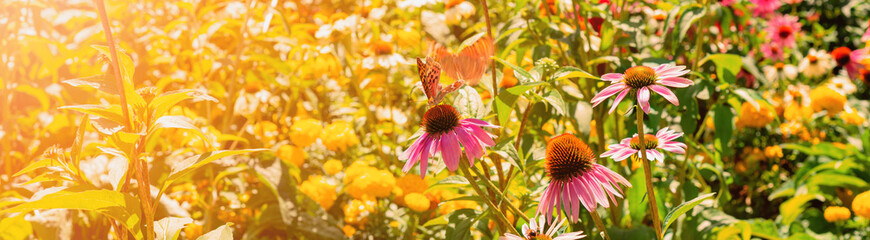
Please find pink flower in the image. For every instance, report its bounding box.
[765,14,800,48]
[591,64,693,114]
[760,43,784,61]
[600,128,688,163]
[537,134,631,223]
[499,216,585,240]
[832,47,869,79]
[863,21,870,42]
[400,104,497,177]
[750,0,782,17]
[720,0,736,6]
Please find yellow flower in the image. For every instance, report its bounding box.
[342,225,356,237]
[764,146,783,159]
[779,121,807,138]
[184,223,203,239]
[323,159,343,175]
[853,191,870,218]
[322,121,359,152]
[395,174,429,203]
[300,175,337,209]
[438,192,480,216]
[346,169,396,199]
[253,121,279,143]
[404,193,431,212]
[289,118,322,147]
[277,145,306,167]
[824,206,851,222]
[841,110,865,126]
[783,103,812,121]
[735,102,775,129]
[344,162,375,184]
[344,197,377,226]
[810,87,846,117]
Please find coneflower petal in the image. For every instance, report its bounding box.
[609,88,631,114]
[601,73,624,82]
[649,85,680,106]
[591,83,628,107]
[638,87,651,113]
[658,77,694,88]
[441,131,461,171]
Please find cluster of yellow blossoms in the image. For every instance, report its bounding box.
[736,102,776,129]
[300,175,338,209]
[823,190,870,223]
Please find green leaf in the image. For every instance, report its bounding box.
[712,104,734,156]
[700,54,742,84]
[542,90,567,116]
[494,57,534,84]
[1,186,142,239]
[662,192,715,235]
[92,45,147,118]
[59,105,126,127]
[197,224,233,240]
[154,217,193,240]
[157,149,266,206]
[780,194,822,227]
[453,86,485,119]
[493,137,523,172]
[0,215,31,240]
[553,66,598,81]
[494,82,544,125]
[432,175,470,187]
[13,159,53,177]
[149,89,218,119]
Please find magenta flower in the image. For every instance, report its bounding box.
[765,14,800,48]
[499,216,585,240]
[537,134,631,223]
[760,42,784,61]
[590,64,693,114]
[400,104,497,177]
[832,47,869,79]
[600,128,688,163]
[750,0,781,17]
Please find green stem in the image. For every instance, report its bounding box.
[459,160,518,235]
[636,104,663,240]
[404,213,417,240]
[469,164,530,222]
[590,209,612,240]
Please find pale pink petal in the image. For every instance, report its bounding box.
[649,85,680,106]
[638,87,651,113]
[461,118,499,128]
[591,83,628,107]
[608,88,631,114]
[455,126,483,161]
[658,77,694,88]
[601,73,624,82]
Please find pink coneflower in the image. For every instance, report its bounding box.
[401,104,497,177]
[590,64,693,114]
[750,0,781,17]
[862,21,870,42]
[765,14,800,48]
[831,47,868,79]
[499,216,586,240]
[720,0,736,6]
[760,43,784,61]
[537,134,631,223]
[600,128,688,163]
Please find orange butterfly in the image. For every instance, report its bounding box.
[417,56,461,107]
[430,35,494,86]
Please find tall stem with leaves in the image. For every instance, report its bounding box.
[636,104,662,239]
[94,1,153,239]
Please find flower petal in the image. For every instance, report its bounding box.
[649,85,680,106]
[608,88,631,114]
[441,131,461,171]
[601,73,624,82]
[638,87,651,114]
[591,83,628,107]
[658,77,694,88]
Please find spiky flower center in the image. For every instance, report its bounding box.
[832,47,851,66]
[623,66,657,89]
[629,134,659,150]
[422,105,461,135]
[545,134,595,181]
[807,55,818,64]
[778,25,793,39]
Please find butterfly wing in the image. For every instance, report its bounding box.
[432,35,494,85]
[416,57,442,105]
